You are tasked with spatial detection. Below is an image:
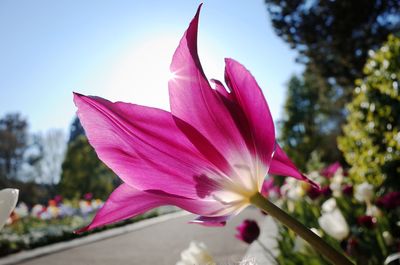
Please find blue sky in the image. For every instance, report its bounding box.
[0,0,302,134]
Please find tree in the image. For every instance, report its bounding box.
[338,35,400,190]
[265,0,400,166]
[0,113,28,180]
[279,70,342,169]
[265,0,400,92]
[68,116,85,143]
[58,116,119,199]
[58,134,118,200]
[26,129,67,184]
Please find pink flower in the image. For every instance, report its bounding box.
[54,195,63,205]
[235,219,260,244]
[321,162,341,178]
[83,192,93,201]
[261,177,281,199]
[73,5,314,232]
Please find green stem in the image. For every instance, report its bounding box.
[250,193,354,265]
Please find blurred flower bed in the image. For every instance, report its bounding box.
[0,193,159,257]
[267,163,399,265]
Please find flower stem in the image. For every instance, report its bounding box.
[250,192,354,265]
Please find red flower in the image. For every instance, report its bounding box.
[307,185,322,200]
[48,200,57,207]
[342,185,353,196]
[376,191,400,210]
[235,219,260,244]
[346,237,358,256]
[321,186,332,197]
[357,215,376,229]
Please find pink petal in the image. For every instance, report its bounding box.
[73,93,228,199]
[261,178,274,196]
[321,162,341,178]
[168,5,251,167]
[269,144,318,187]
[224,58,275,166]
[210,79,232,100]
[76,183,225,233]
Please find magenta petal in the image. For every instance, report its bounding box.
[261,178,274,197]
[321,162,341,178]
[269,144,318,187]
[76,184,164,233]
[190,215,229,227]
[77,184,226,233]
[224,58,275,166]
[73,93,226,199]
[168,5,250,166]
[210,79,232,100]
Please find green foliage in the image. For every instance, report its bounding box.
[338,35,400,188]
[68,116,85,143]
[266,1,400,168]
[264,0,400,91]
[58,135,118,200]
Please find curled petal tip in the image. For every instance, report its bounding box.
[72,92,84,99]
[72,92,87,106]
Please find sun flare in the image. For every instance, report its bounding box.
[87,34,223,111]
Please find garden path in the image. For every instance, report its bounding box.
[14,208,267,265]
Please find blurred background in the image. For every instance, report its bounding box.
[0,0,399,263]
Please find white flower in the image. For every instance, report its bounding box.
[321,198,337,213]
[384,253,400,265]
[383,231,394,246]
[31,204,45,218]
[293,228,322,254]
[0,189,19,230]
[46,205,60,218]
[307,171,323,183]
[333,167,344,180]
[330,171,344,197]
[366,205,382,217]
[239,256,258,265]
[14,202,29,218]
[354,182,374,202]
[176,241,215,265]
[318,208,349,241]
[281,178,305,200]
[91,199,104,210]
[79,200,93,215]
